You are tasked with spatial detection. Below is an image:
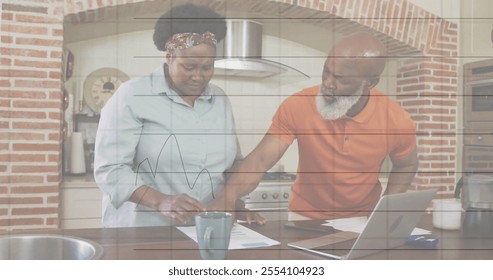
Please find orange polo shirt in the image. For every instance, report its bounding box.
[268,86,416,219]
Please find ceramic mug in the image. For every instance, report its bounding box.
[195,212,233,260]
[432,199,462,230]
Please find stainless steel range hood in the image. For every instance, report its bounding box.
[214,20,309,80]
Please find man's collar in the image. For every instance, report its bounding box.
[344,89,377,124]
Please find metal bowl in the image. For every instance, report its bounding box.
[0,234,104,260]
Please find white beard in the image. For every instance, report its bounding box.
[316,82,365,120]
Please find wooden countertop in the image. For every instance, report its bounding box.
[3,214,493,260]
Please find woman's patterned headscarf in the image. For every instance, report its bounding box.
[165,31,217,53]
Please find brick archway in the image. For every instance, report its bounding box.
[1,0,457,230]
[63,0,459,194]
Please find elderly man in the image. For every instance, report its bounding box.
[214,32,419,221]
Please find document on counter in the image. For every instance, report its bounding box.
[322,216,431,235]
[176,223,280,250]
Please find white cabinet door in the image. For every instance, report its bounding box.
[61,175,103,229]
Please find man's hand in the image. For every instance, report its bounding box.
[207,197,266,224]
[208,134,290,222]
[234,199,267,225]
[235,209,267,225]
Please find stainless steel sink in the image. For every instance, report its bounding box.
[0,234,104,260]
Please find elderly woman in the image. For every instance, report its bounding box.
[94,4,264,227]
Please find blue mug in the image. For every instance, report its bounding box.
[195,212,233,260]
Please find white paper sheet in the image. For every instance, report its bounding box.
[323,216,431,235]
[176,223,280,250]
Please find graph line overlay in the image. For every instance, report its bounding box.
[134,134,216,199]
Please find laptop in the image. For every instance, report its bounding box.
[287,189,438,260]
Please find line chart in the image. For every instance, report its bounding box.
[134,134,216,199]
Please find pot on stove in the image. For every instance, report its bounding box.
[455,174,493,238]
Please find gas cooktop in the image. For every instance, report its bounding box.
[261,172,296,181]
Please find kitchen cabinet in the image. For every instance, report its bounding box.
[61,174,103,229]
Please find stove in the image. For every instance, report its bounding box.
[242,172,296,221]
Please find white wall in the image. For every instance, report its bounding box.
[459,0,493,62]
[407,0,461,23]
[64,30,163,116]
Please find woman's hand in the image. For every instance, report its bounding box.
[130,186,206,224]
[156,193,206,224]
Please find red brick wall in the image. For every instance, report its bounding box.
[1,1,65,231]
[0,0,458,231]
[397,56,458,194]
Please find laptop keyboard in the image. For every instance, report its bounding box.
[312,238,357,258]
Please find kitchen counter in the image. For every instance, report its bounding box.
[60,173,296,228]
[4,214,493,260]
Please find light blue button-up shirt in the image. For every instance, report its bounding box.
[94,65,239,227]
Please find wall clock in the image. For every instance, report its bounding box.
[83,67,130,113]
